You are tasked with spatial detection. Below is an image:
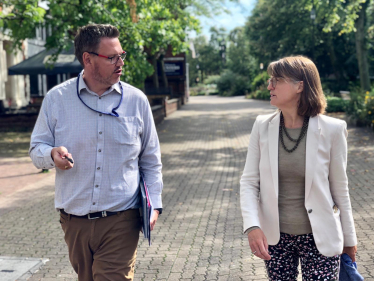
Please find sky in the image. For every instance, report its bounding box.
[189,0,257,39]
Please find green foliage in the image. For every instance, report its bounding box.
[244,0,371,91]
[226,27,258,80]
[246,71,270,100]
[203,75,220,85]
[346,91,365,122]
[0,0,204,88]
[247,89,270,101]
[216,69,249,96]
[325,96,348,112]
[251,72,269,92]
[322,0,367,35]
[1,0,46,50]
[345,90,374,128]
[187,31,226,87]
[363,90,374,129]
[186,0,239,17]
[216,70,234,94]
[189,84,218,96]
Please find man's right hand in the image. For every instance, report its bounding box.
[247,228,271,260]
[51,146,74,170]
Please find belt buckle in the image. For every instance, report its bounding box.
[88,211,107,220]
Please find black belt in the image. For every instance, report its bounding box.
[60,209,121,220]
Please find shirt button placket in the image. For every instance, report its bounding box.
[92,95,104,212]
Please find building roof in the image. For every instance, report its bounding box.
[8,46,82,75]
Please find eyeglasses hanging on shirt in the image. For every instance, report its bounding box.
[76,73,123,117]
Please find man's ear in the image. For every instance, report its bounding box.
[82,52,92,68]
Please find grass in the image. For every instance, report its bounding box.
[0,132,32,158]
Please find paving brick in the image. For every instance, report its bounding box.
[0,97,373,280]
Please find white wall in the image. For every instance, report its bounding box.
[0,37,29,109]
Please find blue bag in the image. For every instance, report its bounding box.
[339,253,364,281]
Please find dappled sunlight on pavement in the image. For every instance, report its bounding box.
[0,96,373,280]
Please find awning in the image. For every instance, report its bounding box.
[8,47,82,75]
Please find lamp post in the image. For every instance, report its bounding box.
[196,64,200,84]
[310,1,316,61]
[219,40,226,65]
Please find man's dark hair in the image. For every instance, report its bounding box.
[74,24,120,66]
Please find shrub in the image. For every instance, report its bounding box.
[346,90,374,129]
[247,88,270,100]
[189,85,218,96]
[217,70,249,96]
[251,72,269,92]
[325,97,348,112]
[232,76,249,96]
[217,70,235,96]
[204,75,220,85]
[362,91,374,128]
[189,87,199,96]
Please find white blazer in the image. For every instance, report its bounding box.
[240,112,357,257]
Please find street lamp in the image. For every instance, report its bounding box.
[310,8,316,21]
[310,3,316,61]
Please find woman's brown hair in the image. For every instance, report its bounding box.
[267,56,326,117]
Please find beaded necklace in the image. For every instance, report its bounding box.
[279,113,309,153]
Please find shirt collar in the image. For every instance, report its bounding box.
[78,70,121,96]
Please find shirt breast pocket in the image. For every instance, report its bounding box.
[113,117,140,145]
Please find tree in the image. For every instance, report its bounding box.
[187,32,226,86]
[0,1,45,50]
[0,0,201,88]
[322,0,372,91]
[227,27,257,78]
[245,0,373,92]
[1,0,239,88]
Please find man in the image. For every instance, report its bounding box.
[29,24,163,281]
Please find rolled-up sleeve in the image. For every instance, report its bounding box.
[29,94,56,170]
[139,99,163,209]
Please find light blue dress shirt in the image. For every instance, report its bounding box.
[29,72,163,215]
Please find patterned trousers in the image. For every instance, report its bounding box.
[264,233,340,280]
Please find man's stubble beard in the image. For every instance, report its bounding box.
[93,65,115,87]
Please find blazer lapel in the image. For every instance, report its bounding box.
[268,112,280,197]
[305,115,321,199]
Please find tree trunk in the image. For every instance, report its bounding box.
[152,56,159,89]
[160,58,169,88]
[355,1,370,91]
[326,33,344,90]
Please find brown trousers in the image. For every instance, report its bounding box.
[60,209,141,281]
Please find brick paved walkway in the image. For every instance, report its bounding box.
[0,96,373,280]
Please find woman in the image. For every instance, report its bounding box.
[240,56,357,280]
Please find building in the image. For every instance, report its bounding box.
[0,5,46,112]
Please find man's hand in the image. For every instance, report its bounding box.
[343,245,357,262]
[51,146,74,170]
[247,228,271,260]
[150,210,159,231]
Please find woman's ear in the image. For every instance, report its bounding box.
[297,81,304,94]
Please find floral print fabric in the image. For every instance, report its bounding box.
[264,233,340,280]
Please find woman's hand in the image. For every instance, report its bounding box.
[247,228,271,260]
[342,245,357,262]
